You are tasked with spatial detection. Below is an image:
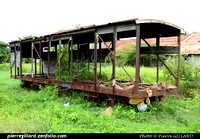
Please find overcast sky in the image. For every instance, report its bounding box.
[0,0,199,43]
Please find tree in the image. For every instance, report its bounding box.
[0,41,9,62]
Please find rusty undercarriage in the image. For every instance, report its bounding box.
[9,18,185,107]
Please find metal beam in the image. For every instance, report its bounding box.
[19,43,22,78]
[177,32,181,91]
[48,37,51,79]
[158,56,177,80]
[31,42,34,78]
[98,34,134,82]
[59,38,61,81]
[54,29,95,38]
[133,24,141,94]
[94,32,98,91]
[39,41,42,77]
[14,44,16,79]
[112,27,117,95]
[156,37,160,83]
[142,38,151,47]
[70,36,73,82]
[99,41,102,79]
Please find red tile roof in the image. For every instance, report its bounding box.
[102,33,200,54]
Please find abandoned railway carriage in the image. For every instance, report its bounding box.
[9,18,185,110]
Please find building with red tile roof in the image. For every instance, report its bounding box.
[101,33,200,66]
[113,33,200,55]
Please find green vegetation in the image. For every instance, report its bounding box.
[0,63,199,133]
[18,35,37,40]
[116,43,166,66]
[1,36,200,133]
[0,41,9,62]
[162,55,200,97]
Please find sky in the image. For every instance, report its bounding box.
[0,0,199,43]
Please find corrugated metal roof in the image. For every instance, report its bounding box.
[9,18,184,44]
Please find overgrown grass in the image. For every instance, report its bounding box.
[99,65,165,83]
[0,69,199,133]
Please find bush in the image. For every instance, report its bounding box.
[0,63,10,71]
[116,43,165,66]
[162,55,200,97]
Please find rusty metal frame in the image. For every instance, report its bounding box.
[142,35,179,84]
[39,41,42,77]
[99,40,102,79]
[31,42,34,78]
[94,32,98,91]
[132,24,141,95]
[48,37,51,79]
[14,44,17,79]
[70,36,73,83]
[10,19,183,103]
[97,34,134,82]
[59,38,61,81]
[52,39,71,72]
[156,36,160,83]
[112,26,117,95]
[20,42,22,78]
[177,31,181,91]
[12,75,176,99]
[142,38,151,47]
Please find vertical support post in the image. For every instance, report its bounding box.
[156,36,160,84]
[94,32,98,91]
[14,44,16,79]
[177,32,181,92]
[77,43,80,74]
[133,24,141,95]
[70,36,73,82]
[10,47,12,78]
[88,43,90,72]
[20,43,22,78]
[48,37,51,79]
[39,41,42,77]
[31,42,34,78]
[59,38,61,81]
[113,27,117,94]
[35,57,37,75]
[68,41,70,72]
[99,41,102,79]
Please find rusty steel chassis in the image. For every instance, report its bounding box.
[10,24,181,106]
[12,75,177,105]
